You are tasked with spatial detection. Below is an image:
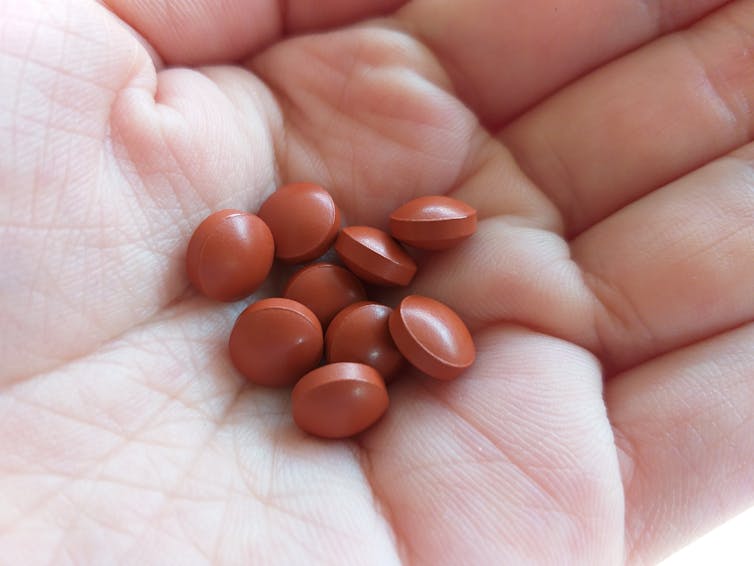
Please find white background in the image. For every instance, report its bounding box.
[659,506,754,566]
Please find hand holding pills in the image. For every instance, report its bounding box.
[8,2,754,560]
[186,183,477,438]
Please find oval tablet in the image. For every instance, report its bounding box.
[326,302,404,382]
[186,209,274,302]
[283,263,367,327]
[388,295,475,380]
[292,362,389,439]
[334,226,417,286]
[389,195,477,250]
[229,298,323,387]
[258,182,341,263]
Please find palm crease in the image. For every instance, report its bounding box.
[1,1,753,565]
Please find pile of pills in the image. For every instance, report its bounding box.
[186,183,477,439]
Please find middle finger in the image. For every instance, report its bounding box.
[500,0,754,235]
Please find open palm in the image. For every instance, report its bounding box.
[2,1,753,564]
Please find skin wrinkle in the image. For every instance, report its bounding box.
[248,24,476,224]
[8,108,107,142]
[119,385,247,564]
[453,139,565,232]
[578,268,659,374]
[397,1,734,129]
[18,321,230,435]
[0,34,118,95]
[350,439,408,564]
[194,67,280,200]
[682,34,748,143]
[542,129,583,233]
[0,365,211,533]
[676,222,750,265]
[120,506,214,565]
[7,3,44,182]
[394,12,473,103]
[151,83,211,214]
[2,21,612,552]
[47,489,138,565]
[608,323,754,561]
[503,3,750,233]
[208,441,241,562]
[378,326,624,563]
[0,2,748,556]
[411,377,570,520]
[100,150,169,256]
[27,19,78,354]
[101,64,281,361]
[258,437,396,554]
[70,346,388,564]
[0,470,225,500]
[3,115,238,386]
[1,8,167,384]
[574,153,754,371]
[717,8,754,133]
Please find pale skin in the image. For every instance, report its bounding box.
[1,0,753,564]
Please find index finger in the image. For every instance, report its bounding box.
[397,0,728,126]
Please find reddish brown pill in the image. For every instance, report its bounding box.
[186,209,274,302]
[257,182,341,263]
[334,226,417,286]
[326,302,404,382]
[389,195,477,250]
[389,295,475,380]
[291,362,389,439]
[229,298,323,387]
[283,263,367,327]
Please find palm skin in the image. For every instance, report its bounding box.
[1,0,753,564]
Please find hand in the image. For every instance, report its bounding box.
[2,1,752,563]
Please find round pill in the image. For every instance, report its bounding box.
[291,362,389,439]
[283,263,367,327]
[229,298,323,387]
[334,226,417,286]
[257,182,341,264]
[388,295,475,380]
[326,302,404,382]
[389,195,477,250]
[186,209,274,302]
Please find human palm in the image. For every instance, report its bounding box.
[2,1,753,564]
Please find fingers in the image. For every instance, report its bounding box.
[102,0,406,64]
[397,0,727,126]
[393,139,595,346]
[501,0,754,234]
[410,138,754,374]
[606,322,754,564]
[361,325,624,564]
[571,143,754,372]
[403,212,596,345]
[249,24,483,227]
[251,25,590,344]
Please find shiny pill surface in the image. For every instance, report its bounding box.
[283,263,367,327]
[326,302,404,382]
[389,195,477,250]
[229,298,323,387]
[334,226,417,286]
[186,209,274,302]
[291,362,389,438]
[258,182,341,264]
[389,295,475,380]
